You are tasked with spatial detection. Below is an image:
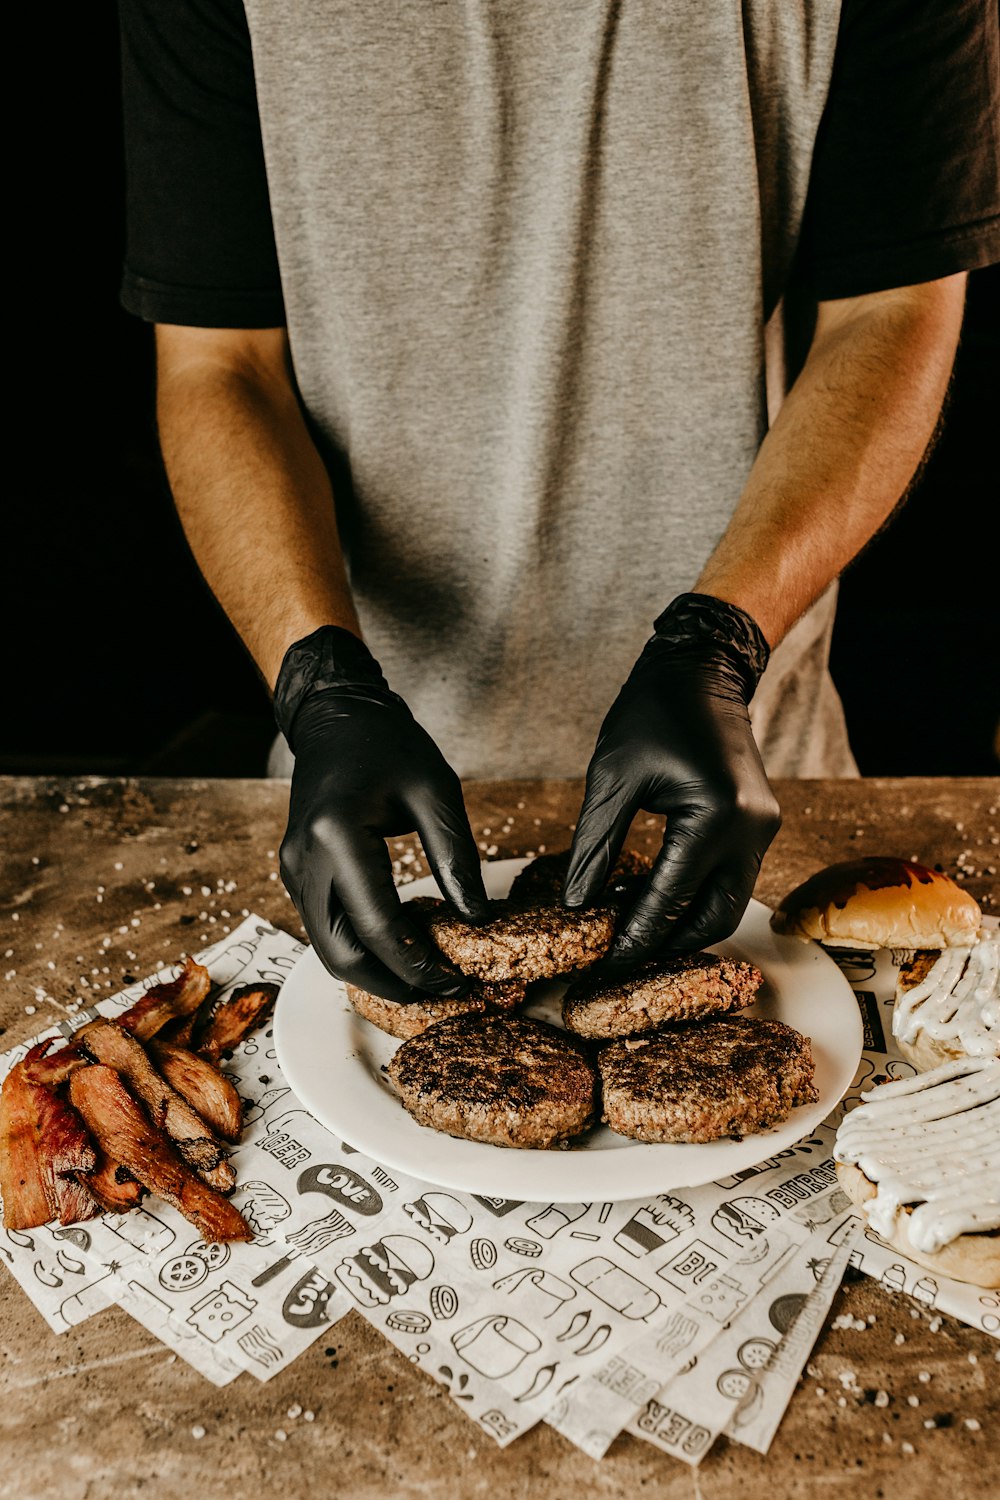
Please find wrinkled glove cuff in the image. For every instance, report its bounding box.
[651,593,771,700]
[273,625,392,744]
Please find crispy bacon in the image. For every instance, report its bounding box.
[68,1065,252,1242]
[149,1041,243,1143]
[20,1039,88,1088]
[83,1146,144,1213]
[0,1059,99,1229]
[51,1168,101,1225]
[159,1014,196,1048]
[117,956,212,1043]
[2,951,280,1239]
[77,1020,235,1195]
[195,983,279,1063]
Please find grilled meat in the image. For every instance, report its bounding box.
[563,951,763,1038]
[77,1019,235,1193]
[149,1040,243,1142]
[0,1052,99,1228]
[412,897,616,982]
[598,1015,818,1143]
[20,1039,88,1088]
[388,1013,598,1148]
[345,976,526,1041]
[195,983,279,1063]
[508,847,652,909]
[159,1014,196,1047]
[83,1147,144,1213]
[118,956,212,1042]
[68,1065,252,1242]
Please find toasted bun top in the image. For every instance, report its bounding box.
[770,857,981,950]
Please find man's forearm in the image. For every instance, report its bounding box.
[695,274,966,646]
[155,325,360,690]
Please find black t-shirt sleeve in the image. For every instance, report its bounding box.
[119,0,284,327]
[800,0,1000,301]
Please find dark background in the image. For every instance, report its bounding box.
[4,8,998,780]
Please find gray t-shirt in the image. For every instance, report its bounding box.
[140,0,1000,780]
[249,2,856,777]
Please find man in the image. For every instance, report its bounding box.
[120,1,999,1003]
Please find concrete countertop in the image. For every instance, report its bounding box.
[1,775,998,1500]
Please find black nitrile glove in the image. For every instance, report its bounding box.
[563,593,781,965]
[276,626,489,1002]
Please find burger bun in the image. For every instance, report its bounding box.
[771,857,980,951]
[836,1160,1000,1288]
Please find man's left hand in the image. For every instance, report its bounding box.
[562,593,781,966]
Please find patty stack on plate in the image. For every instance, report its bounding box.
[348,849,819,1150]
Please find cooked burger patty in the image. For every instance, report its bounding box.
[895,950,940,992]
[387,1014,599,1148]
[508,847,652,907]
[563,952,763,1038]
[345,977,525,1041]
[598,1015,818,1143]
[411,897,615,982]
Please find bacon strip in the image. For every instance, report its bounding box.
[117,956,212,1043]
[21,1040,89,1088]
[83,1146,144,1214]
[159,1014,196,1048]
[0,1061,99,1229]
[195,983,279,1063]
[68,1066,252,1242]
[52,1165,101,1225]
[77,1020,235,1194]
[149,1041,243,1143]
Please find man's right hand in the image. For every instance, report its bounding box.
[276,626,489,1003]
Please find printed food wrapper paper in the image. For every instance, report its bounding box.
[624,1211,862,1463]
[544,1158,849,1455]
[2,913,995,1456]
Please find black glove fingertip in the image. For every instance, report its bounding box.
[560,866,601,910]
[412,965,471,999]
[452,893,491,926]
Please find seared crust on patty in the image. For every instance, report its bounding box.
[896,950,940,991]
[411,897,615,982]
[509,848,653,907]
[387,1014,599,1148]
[563,952,763,1039]
[598,1015,818,1143]
[345,978,525,1041]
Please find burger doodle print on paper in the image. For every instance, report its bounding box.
[402,1192,474,1244]
[335,1235,435,1309]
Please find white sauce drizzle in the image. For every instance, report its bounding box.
[893,932,999,1058]
[834,1057,1000,1253]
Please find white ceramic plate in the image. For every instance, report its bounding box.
[275,858,861,1202]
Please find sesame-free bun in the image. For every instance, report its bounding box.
[770,857,981,951]
[894,1024,966,1073]
[836,1161,1000,1288]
